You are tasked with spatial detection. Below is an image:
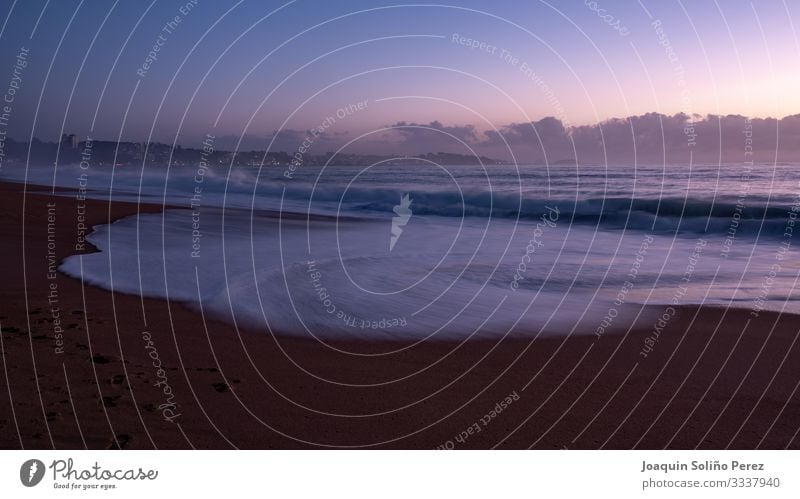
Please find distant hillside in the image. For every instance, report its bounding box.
[0,138,506,168]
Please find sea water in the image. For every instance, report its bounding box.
[4,161,799,340]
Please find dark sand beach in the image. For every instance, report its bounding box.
[1,180,799,449]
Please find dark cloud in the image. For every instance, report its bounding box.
[481,113,800,163]
[384,121,481,155]
[484,117,572,161]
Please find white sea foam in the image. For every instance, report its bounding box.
[5,162,800,339]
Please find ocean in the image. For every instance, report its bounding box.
[4,161,799,340]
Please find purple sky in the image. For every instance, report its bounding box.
[1,0,798,161]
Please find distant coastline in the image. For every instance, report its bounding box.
[0,136,507,168]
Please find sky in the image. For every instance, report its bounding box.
[0,0,798,159]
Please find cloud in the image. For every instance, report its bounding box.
[383,121,481,155]
[210,113,800,163]
[481,113,800,163]
[483,117,571,160]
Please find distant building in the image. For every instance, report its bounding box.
[61,133,77,149]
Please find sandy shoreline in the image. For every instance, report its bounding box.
[1,180,799,449]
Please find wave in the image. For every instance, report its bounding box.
[9,162,791,237]
[268,182,794,236]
